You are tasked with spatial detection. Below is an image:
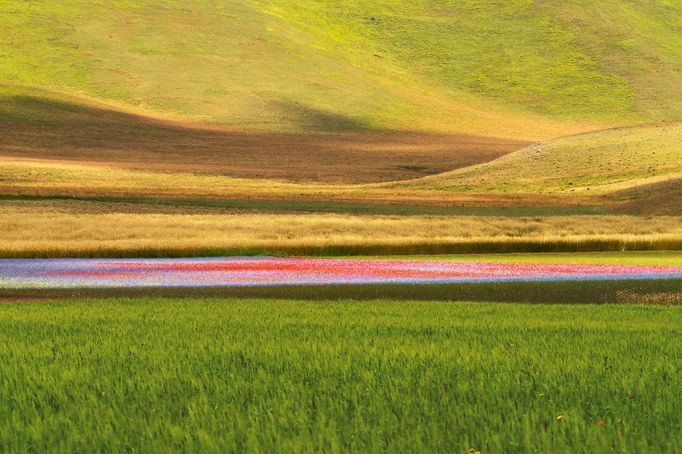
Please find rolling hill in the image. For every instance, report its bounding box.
[1,0,681,216]
[2,0,681,139]
[0,85,529,183]
[398,123,682,194]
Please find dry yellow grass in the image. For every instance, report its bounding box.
[2,200,682,257]
[0,157,590,208]
[399,123,682,195]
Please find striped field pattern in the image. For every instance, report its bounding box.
[2,257,682,289]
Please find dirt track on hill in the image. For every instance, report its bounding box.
[0,96,529,184]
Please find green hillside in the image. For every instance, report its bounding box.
[2,1,681,137]
[399,122,682,194]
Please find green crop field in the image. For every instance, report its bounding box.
[0,299,680,453]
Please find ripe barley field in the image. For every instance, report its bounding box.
[2,201,682,257]
[0,299,679,452]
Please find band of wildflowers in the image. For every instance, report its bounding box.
[2,257,682,289]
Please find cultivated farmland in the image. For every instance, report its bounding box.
[0,299,679,452]
[3,201,682,257]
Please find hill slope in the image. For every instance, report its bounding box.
[2,1,681,138]
[397,123,682,195]
[0,85,529,183]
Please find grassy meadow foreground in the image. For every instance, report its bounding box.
[0,299,680,453]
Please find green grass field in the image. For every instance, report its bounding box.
[2,1,681,136]
[0,299,679,452]
[0,2,571,139]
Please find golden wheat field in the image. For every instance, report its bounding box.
[2,200,681,257]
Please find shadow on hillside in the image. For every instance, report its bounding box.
[270,100,376,132]
[610,178,682,215]
[0,94,528,183]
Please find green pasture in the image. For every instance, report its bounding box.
[3,1,682,133]
[272,0,644,119]
[0,299,679,452]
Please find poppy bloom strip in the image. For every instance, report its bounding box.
[1,257,682,289]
